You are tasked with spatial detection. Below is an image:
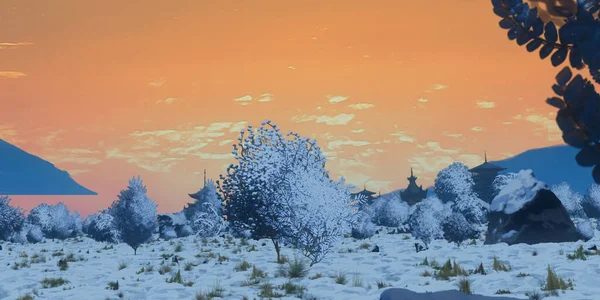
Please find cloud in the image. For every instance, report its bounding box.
[327,139,371,150]
[409,155,455,173]
[169,143,209,155]
[0,125,22,144]
[513,112,561,141]
[471,126,485,132]
[207,122,233,132]
[67,169,91,176]
[0,42,33,50]
[348,103,375,110]
[39,130,67,146]
[339,158,369,169]
[193,152,234,160]
[476,101,496,109]
[327,95,348,103]
[219,139,234,146]
[106,148,179,172]
[417,97,429,103]
[457,154,484,168]
[351,129,365,134]
[257,93,273,102]
[416,142,459,154]
[43,155,103,165]
[234,95,253,103]
[291,113,355,126]
[230,121,248,133]
[148,77,166,87]
[424,84,448,93]
[502,121,512,125]
[59,148,101,155]
[391,131,415,143]
[156,97,177,104]
[0,71,26,79]
[288,66,296,70]
[442,131,463,139]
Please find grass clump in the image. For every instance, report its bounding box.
[106,281,119,290]
[472,262,486,275]
[280,280,306,296]
[309,273,323,280]
[30,253,46,264]
[184,262,194,271]
[492,256,510,272]
[542,265,574,291]
[174,242,183,252]
[235,260,252,272]
[566,245,586,260]
[434,259,467,280]
[118,261,128,270]
[525,290,545,300]
[286,257,308,278]
[158,264,172,275]
[259,282,283,298]
[359,242,370,249]
[16,294,34,300]
[41,277,69,288]
[517,272,530,277]
[457,277,472,294]
[376,280,391,289]
[421,270,432,277]
[166,270,183,284]
[57,259,68,271]
[333,271,348,285]
[250,266,267,280]
[351,274,364,287]
[495,289,511,294]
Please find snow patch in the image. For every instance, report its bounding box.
[490,169,547,214]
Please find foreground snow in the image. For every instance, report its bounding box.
[1,225,599,300]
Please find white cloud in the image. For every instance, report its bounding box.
[207,122,233,132]
[476,101,496,109]
[193,152,234,160]
[0,42,33,50]
[417,97,429,103]
[471,126,485,132]
[348,103,375,110]
[442,131,463,139]
[257,93,273,102]
[234,95,253,102]
[0,71,26,79]
[391,131,415,143]
[219,139,234,146]
[327,95,348,103]
[292,113,355,126]
[156,97,177,104]
[148,77,166,87]
[513,112,561,141]
[339,158,369,169]
[288,66,296,70]
[416,142,459,154]
[409,155,454,173]
[327,139,370,150]
[351,129,365,134]
[169,143,209,155]
[229,121,248,133]
[67,169,91,175]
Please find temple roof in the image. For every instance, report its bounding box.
[469,152,506,172]
[353,188,377,196]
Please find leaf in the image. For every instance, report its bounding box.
[526,39,543,52]
[539,44,554,59]
[555,67,572,86]
[551,47,568,66]
[544,22,558,44]
[516,32,532,45]
[556,109,578,134]
[493,7,509,18]
[507,27,519,40]
[531,18,544,37]
[546,97,566,109]
[576,146,600,167]
[562,130,589,149]
[552,84,565,96]
[593,165,600,184]
[569,46,584,69]
[499,18,513,29]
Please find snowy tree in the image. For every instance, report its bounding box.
[442,212,479,246]
[351,211,376,239]
[492,172,519,197]
[434,162,475,204]
[551,182,587,219]
[26,224,44,244]
[575,219,594,241]
[434,162,488,224]
[27,202,81,239]
[108,176,158,254]
[583,184,600,218]
[218,120,356,263]
[184,179,222,220]
[408,196,451,247]
[84,213,120,243]
[0,193,25,241]
[190,202,224,238]
[369,195,410,228]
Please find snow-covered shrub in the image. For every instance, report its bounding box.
[26,224,44,244]
[492,172,518,196]
[218,121,356,264]
[184,179,222,220]
[408,196,451,247]
[369,195,410,227]
[575,219,594,241]
[551,182,586,218]
[434,162,475,204]
[158,212,191,240]
[108,176,157,255]
[27,202,82,239]
[442,212,479,246]
[452,194,489,224]
[190,202,224,238]
[351,211,376,239]
[84,213,120,243]
[0,193,25,241]
[583,184,600,218]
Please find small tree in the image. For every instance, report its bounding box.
[369,194,411,228]
[0,193,25,241]
[84,212,120,243]
[434,162,476,204]
[190,202,224,238]
[108,176,157,255]
[442,212,479,246]
[27,202,81,239]
[409,196,451,247]
[551,182,586,218]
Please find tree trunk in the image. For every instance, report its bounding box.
[271,238,281,263]
[134,247,137,255]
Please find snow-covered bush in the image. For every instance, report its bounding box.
[452,194,489,224]
[27,202,82,239]
[369,195,410,227]
[84,213,120,243]
[351,211,376,239]
[492,172,518,197]
[551,182,587,218]
[575,219,594,241]
[408,196,451,247]
[218,120,356,264]
[0,193,25,241]
[26,224,44,244]
[158,212,192,240]
[184,179,221,220]
[434,162,475,204]
[190,202,224,238]
[442,212,479,246]
[583,184,600,218]
[108,176,158,255]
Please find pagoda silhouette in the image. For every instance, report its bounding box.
[400,168,427,205]
[469,152,506,204]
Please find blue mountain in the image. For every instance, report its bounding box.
[0,139,97,195]
[491,145,593,195]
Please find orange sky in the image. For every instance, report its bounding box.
[0,0,575,218]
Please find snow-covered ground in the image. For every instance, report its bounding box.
[1,225,599,300]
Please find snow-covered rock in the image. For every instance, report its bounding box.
[486,170,585,245]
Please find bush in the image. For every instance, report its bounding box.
[369,195,410,227]
[442,212,479,246]
[583,184,600,218]
[84,213,120,243]
[108,176,158,255]
[434,162,475,204]
[576,219,594,241]
[551,182,586,218]
[0,193,25,241]
[26,224,44,244]
[409,196,449,247]
[351,211,376,239]
[190,203,223,238]
[27,203,82,240]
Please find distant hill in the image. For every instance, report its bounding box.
[0,139,97,195]
[380,145,594,199]
[491,145,593,195]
